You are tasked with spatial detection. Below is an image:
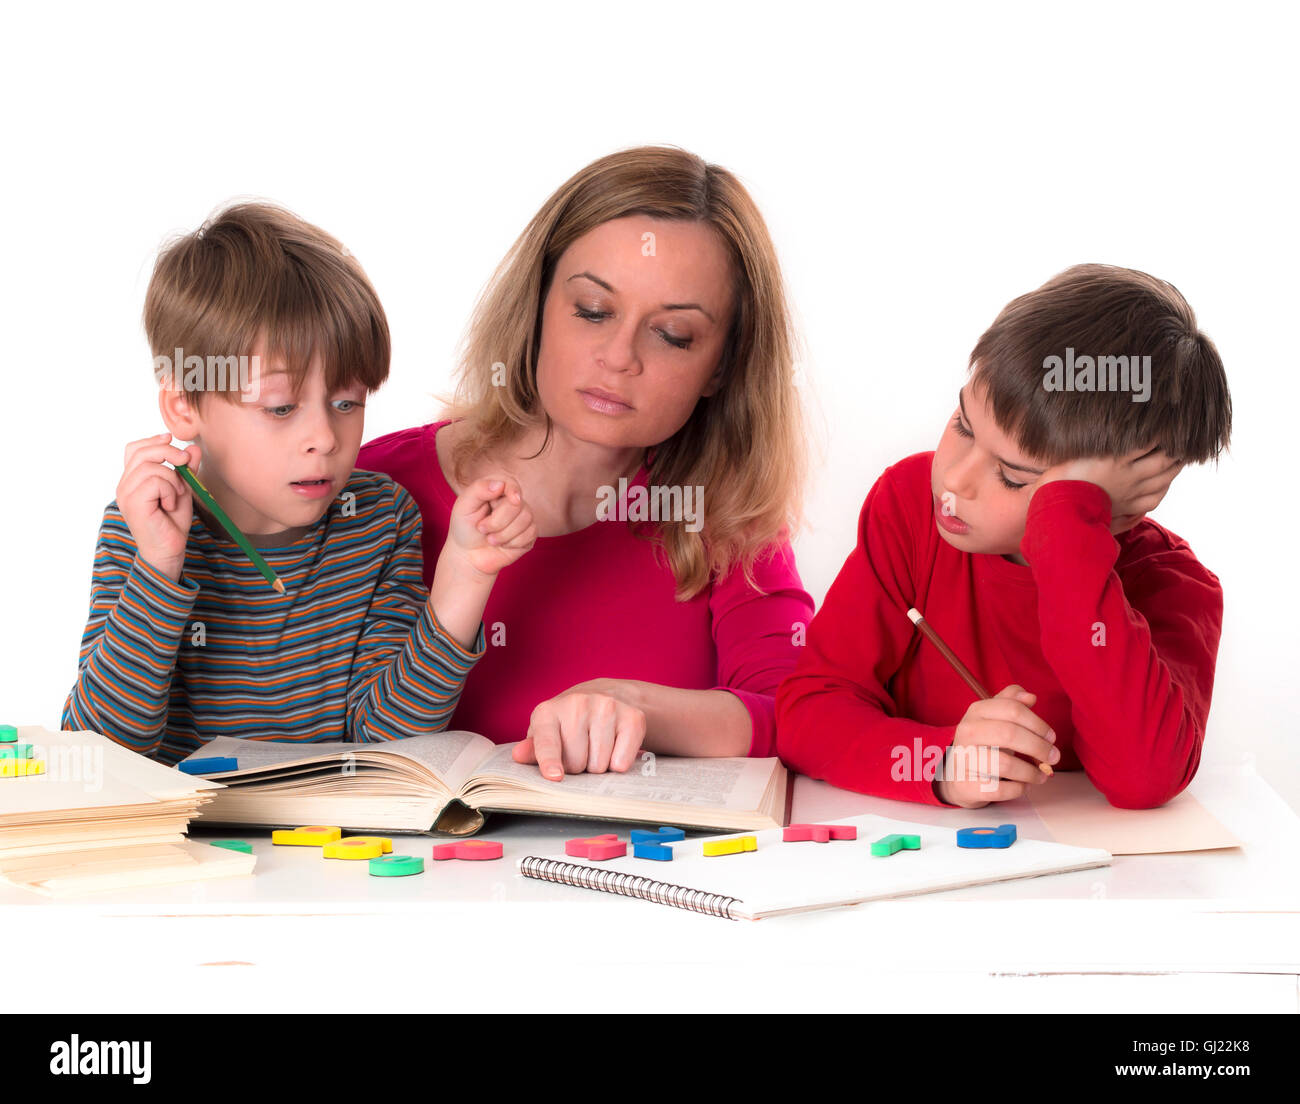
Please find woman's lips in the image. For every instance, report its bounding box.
[579,388,634,415]
[933,493,971,534]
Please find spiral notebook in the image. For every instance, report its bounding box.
[517,813,1112,920]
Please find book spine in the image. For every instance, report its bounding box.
[518,856,743,920]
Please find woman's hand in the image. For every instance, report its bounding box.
[446,475,537,576]
[513,679,648,781]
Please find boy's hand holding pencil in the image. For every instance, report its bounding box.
[908,607,1060,809]
[937,685,1060,808]
[116,433,201,582]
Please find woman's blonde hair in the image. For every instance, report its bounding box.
[444,145,806,601]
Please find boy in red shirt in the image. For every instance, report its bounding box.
[777,264,1231,809]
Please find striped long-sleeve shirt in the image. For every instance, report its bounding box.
[62,469,485,764]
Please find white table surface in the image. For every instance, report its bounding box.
[3,765,1298,1013]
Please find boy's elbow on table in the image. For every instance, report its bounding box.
[1089,768,1194,811]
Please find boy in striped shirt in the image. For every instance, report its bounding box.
[63,203,536,764]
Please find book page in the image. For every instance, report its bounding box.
[466,744,772,811]
[0,727,218,821]
[85,730,224,799]
[190,731,494,792]
[0,773,168,820]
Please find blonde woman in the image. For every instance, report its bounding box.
[358,146,812,781]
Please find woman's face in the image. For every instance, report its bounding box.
[534,215,735,449]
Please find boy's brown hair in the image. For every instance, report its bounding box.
[970,264,1231,464]
[144,202,389,405]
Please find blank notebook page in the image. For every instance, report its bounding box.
[518,813,1112,919]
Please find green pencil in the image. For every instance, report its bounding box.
[174,464,285,594]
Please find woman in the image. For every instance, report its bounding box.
[358,145,811,781]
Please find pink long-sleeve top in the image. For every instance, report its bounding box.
[356,420,814,757]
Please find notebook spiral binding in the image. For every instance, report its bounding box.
[519,856,742,920]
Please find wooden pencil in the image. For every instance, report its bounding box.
[174,464,286,595]
[906,607,1052,775]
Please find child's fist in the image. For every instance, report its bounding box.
[116,433,200,581]
[934,685,1060,807]
[447,475,537,576]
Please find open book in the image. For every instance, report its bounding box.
[185,732,789,836]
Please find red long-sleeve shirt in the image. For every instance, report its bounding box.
[776,451,1223,808]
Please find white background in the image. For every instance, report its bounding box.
[2,0,1296,819]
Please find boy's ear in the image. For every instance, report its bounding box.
[158,385,201,442]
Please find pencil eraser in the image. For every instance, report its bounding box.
[784,823,858,843]
[632,842,674,861]
[432,840,503,861]
[629,826,685,844]
[323,838,385,860]
[178,756,238,774]
[370,855,424,877]
[209,839,253,854]
[702,835,758,857]
[956,824,1017,849]
[565,834,627,860]
[272,825,342,846]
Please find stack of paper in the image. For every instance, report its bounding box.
[0,726,255,896]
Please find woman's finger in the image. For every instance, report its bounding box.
[527,710,566,781]
[584,697,618,773]
[610,707,647,772]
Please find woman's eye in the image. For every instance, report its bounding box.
[997,470,1027,490]
[574,306,692,350]
[333,399,362,412]
[266,404,295,417]
[952,415,973,439]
